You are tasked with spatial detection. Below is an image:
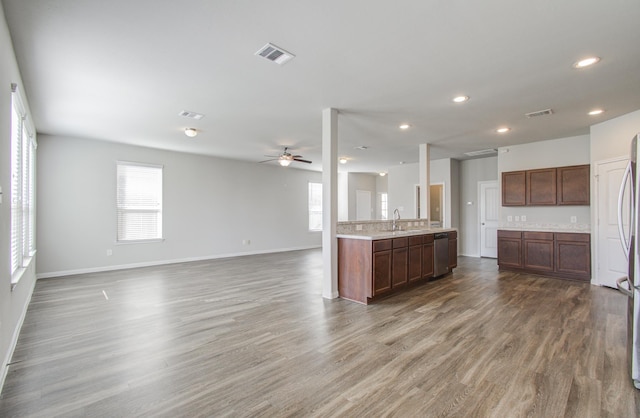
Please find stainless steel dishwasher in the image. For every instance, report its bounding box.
[433,232,449,277]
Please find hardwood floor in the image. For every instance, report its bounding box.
[1,250,639,417]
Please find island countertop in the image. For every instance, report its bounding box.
[337,227,457,241]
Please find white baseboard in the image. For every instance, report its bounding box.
[36,245,322,279]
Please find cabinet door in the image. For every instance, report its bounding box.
[497,230,522,268]
[408,245,422,282]
[523,232,554,272]
[557,165,590,205]
[526,168,557,205]
[373,250,392,296]
[555,233,591,280]
[392,247,408,288]
[422,240,434,279]
[502,171,526,206]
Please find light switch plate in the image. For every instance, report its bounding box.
[521,215,527,221]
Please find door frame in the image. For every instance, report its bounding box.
[593,155,628,286]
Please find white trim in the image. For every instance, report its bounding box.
[36,245,322,279]
[0,275,37,391]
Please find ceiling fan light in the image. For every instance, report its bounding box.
[278,158,292,167]
[184,127,198,137]
[339,158,348,164]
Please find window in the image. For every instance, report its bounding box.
[308,182,322,231]
[379,192,388,220]
[10,83,37,284]
[116,162,163,242]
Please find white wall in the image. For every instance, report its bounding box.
[460,157,498,256]
[36,135,322,277]
[590,109,640,162]
[498,135,591,225]
[388,163,419,218]
[0,5,38,389]
[347,173,377,220]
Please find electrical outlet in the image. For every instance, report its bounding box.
[570,216,577,223]
[507,216,513,222]
[356,224,363,231]
[106,249,112,256]
[515,216,520,222]
[521,215,527,222]
[242,239,251,245]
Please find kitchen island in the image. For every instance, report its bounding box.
[337,228,457,304]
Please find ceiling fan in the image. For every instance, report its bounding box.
[259,147,312,167]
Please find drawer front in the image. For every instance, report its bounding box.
[498,230,522,239]
[423,234,434,244]
[448,230,457,239]
[409,235,423,246]
[555,232,590,243]
[523,231,553,241]
[393,237,408,248]
[373,239,392,252]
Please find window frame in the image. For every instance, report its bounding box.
[308,182,323,232]
[116,161,164,243]
[10,83,37,287]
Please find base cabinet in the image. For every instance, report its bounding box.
[338,231,456,304]
[498,230,590,281]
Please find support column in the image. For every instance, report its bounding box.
[419,144,431,223]
[322,108,339,299]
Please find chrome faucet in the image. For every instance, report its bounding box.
[392,208,401,231]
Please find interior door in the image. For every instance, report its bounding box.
[356,190,372,221]
[480,181,499,258]
[595,157,629,288]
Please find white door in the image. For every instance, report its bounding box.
[356,190,371,221]
[480,181,499,258]
[595,157,629,288]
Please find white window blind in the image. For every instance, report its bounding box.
[10,83,37,282]
[308,182,322,231]
[116,162,163,242]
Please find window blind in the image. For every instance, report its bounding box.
[116,162,163,241]
[308,182,322,231]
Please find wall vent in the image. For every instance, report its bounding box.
[179,110,204,120]
[255,43,295,65]
[525,108,554,118]
[464,148,498,157]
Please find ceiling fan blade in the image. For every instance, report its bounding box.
[292,155,303,158]
[293,158,312,164]
[259,158,278,163]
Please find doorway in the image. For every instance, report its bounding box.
[430,183,444,227]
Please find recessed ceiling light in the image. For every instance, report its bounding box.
[573,56,600,69]
[588,109,604,116]
[339,157,348,164]
[496,127,510,134]
[399,124,411,130]
[184,128,198,137]
[379,172,387,177]
[453,95,469,103]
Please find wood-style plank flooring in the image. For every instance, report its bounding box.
[1,250,639,417]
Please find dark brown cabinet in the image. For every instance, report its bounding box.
[448,230,458,269]
[497,230,590,281]
[338,230,456,304]
[555,233,591,279]
[497,230,523,269]
[408,235,423,283]
[526,168,557,205]
[372,240,392,296]
[557,165,590,205]
[502,164,590,206]
[502,171,526,206]
[391,238,408,288]
[523,231,554,272]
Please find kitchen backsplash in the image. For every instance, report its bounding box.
[337,219,431,234]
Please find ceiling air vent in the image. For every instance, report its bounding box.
[255,43,295,65]
[525,108,554,118]
[464,148,498,157]
[179,110,205,120]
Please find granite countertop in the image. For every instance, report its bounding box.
[337,228,457,240]
[497,225,590,234]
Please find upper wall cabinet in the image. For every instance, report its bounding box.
[502,164,590,206]
[557,165,590,205]
[502,171,526,206]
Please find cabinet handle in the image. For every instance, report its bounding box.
[617,161,633,259]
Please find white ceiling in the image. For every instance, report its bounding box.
[3,0,640,173]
